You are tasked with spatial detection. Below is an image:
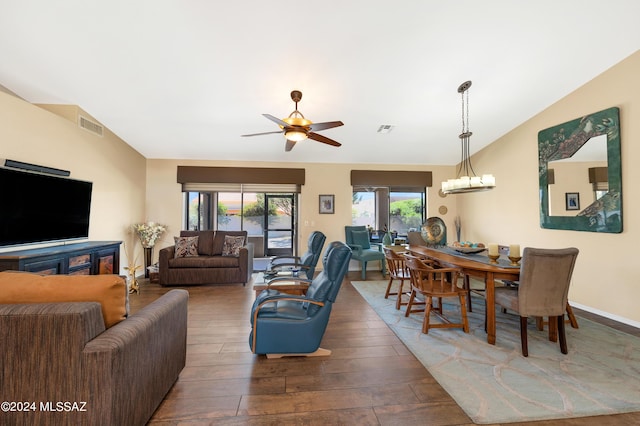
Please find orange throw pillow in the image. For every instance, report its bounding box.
[0,271,128,328]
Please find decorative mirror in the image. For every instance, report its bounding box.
[538,107,621,233]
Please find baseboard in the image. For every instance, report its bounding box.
[570,301,640,329]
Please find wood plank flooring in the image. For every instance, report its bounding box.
[131,271,640,425]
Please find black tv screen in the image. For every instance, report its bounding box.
[0,167,93,247]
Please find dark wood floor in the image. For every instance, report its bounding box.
[132,271,640,425]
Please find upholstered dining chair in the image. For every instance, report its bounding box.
[344,226,386,280]
[268,231,326,280]
[249,241,352,358]
[494,247,579,357]
[404,254,469,334]
[383,246,411,309]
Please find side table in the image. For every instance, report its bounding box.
[253,280,310,299]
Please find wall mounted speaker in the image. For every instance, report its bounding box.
[2,159,71,177]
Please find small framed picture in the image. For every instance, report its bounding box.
[319,194,335,214]
[565,192,580,211]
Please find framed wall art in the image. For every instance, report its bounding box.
[319,194,334,214]
[565,192,580,211]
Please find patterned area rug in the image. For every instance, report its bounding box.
[352,280,640,424]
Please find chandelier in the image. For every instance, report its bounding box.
[441,80,495,194]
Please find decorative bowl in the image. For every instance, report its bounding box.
[453,246,486,254]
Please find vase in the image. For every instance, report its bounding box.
[382,232,393,246]
[144,247,153,278]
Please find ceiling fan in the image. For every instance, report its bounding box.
[241,90,344,152]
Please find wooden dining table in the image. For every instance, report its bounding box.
[407,245,521,345]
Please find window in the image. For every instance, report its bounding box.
[352,187,426,236]
[184,190,297,257]
[389,191,426,234]
[186,192,213,231]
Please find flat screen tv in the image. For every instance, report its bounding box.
[0,167,93,247]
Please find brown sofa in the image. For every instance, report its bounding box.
[0,272,188,426]
[159,230,253,286]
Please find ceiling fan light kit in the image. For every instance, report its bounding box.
[441,80,496,195]
[241,90,344,152]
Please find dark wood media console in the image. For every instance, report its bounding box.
[0,241,121,275]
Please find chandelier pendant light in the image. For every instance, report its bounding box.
[441,80,495,194]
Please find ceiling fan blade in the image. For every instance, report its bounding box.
[308,132,342,147]
[263,113,289,127]
[308,120,344,132]
[285,140,296,152]
[241,130,284,137]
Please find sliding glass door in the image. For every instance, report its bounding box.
[265,194,294,257]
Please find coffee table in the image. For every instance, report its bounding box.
[253,270,309,298]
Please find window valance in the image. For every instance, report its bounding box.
[350,170,432,192]
[177,166,305,192]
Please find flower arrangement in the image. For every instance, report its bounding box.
[133,222,167,248]
[123,241,142,294]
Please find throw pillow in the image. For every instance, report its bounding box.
[351,230,371,249]
[174,236,199,258]
[0,271,128,328]
[222,235,245,257]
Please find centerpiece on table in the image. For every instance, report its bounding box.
[133,222,167,278]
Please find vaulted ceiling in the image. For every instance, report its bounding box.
[1,1,638,165]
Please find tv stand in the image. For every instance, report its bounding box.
[0,241,121,275]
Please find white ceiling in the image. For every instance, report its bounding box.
[1,1,638,165]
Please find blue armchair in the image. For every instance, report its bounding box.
[345,225,386,280]
[249,241,352,358]
[268,231,326,280]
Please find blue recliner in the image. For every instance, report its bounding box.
[268,231,326,280]
[345,225,386,280]
[249,241,352,357]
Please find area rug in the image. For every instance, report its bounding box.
[352,280,640,424]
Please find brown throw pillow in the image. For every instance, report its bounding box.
[222,235,245,257]
[174,236,199,258]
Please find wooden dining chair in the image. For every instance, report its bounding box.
[383,246,411,309]
[404,255,469,334]
[494,247,579,357]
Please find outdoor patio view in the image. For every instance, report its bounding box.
[352,190,425,236]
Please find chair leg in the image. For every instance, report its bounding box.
[361,261,367,280]
[395,279,405,310]
[384,277,394,299]
[459,294,469,333]
[520,316,529,357]
[548,316,558,342]
[464,274,473,312]
[558,315,568,354]
[422,296,433,334]
[566,303,579,329]
[405,290,415,317]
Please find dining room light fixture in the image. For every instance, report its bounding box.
[441,80,496,194]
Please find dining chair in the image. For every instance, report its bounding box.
[494,247,579,357]
[404,255,469,334]
[383,246,411,309]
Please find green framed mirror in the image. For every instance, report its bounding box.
[538,107,622,233]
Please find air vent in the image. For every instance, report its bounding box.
[377,124,394,134]
[78,115,104,137]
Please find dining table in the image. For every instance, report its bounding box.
[407,245,521,345]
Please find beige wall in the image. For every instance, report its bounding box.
[459,50,640,325]
[0,91,147,269]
